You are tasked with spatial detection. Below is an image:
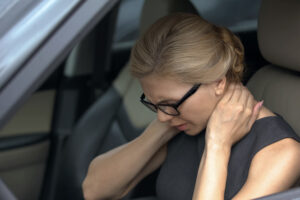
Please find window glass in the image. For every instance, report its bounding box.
[191,0,261,32]
[113,0,145,43]
[113,0,261,46]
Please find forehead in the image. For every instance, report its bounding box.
[139,74,192,102]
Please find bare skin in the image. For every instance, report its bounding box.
[192,84,300,199]
[82,76,300,200]
[82,119,178,200]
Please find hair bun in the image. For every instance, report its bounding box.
[216,26,244,82]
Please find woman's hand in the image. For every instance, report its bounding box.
[206,83,263,148]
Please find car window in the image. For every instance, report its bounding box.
[113,0,261,47]
[190,0,260,32]
[113,0,145,43]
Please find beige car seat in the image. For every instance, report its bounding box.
[247,0,300,136]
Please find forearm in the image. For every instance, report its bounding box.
[193,143,231,200]
[192,83,261,199]
[83,129,168,200]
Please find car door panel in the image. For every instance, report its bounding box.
[0,90,54,200]
[0,90,55,137]
[0,141,49,200]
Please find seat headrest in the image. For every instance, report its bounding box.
[258,0,300,72]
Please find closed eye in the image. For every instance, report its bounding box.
[157,99,179,105]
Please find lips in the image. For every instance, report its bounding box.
[174,123,187,131]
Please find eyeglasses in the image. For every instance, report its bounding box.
[140,84,201,116]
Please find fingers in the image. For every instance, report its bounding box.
[245,91,255,113]
[232,83,244,104]
[238,85,247,105]
[221,82,262,126]
[247,100,264,128]
[208,81,264,146]
[223,83,244,104]
[219,82,262,123]
[220,83,236,103]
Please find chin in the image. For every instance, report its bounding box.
[184,127,204,136]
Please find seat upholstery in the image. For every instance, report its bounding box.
[54,1,198,199]
[247,0,300,136]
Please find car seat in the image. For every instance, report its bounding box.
[53,0,198,200]
[246,0,300,137]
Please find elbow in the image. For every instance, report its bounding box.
[82,159,125,200]
[82,176,107,200]
[82,176,122,200]
[82,161,105,200]
[82,177,98,200]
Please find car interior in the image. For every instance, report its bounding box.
[0,0,299,200]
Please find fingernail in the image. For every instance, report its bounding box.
[259,100,264,108]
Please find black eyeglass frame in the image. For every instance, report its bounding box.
[140,84,201,116]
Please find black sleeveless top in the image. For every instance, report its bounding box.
[156,115,300,200]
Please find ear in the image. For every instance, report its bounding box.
[214,76,227,96]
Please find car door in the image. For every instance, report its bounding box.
[0,0,120,199]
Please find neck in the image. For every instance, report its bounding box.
[257,105,276,120]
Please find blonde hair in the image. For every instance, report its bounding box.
[130,13,244,84]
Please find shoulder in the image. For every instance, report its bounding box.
[249,138,300,190]
[249,110,300,184]
[233,138,300,199]
[251,111,300,180]
[233,110,300,198]
[253,137,300,166]
[251,114,300,148]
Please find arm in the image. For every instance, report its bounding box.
[193,144,231,200]
[194,138,300,200]
[233,138,300,199]
[193,83,262,200]
[82,119,179,200]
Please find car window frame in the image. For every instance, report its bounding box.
[0,0,81,89]
[0,0,120,129]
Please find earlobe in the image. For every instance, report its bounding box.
[215,89,223,96]
[215,76,227,96]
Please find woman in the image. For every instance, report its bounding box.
[83,13,300,200]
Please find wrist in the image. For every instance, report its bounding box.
[204,142,231,170]
[205,130,233,150]
[142,127,172,147]
[205,142,231,155]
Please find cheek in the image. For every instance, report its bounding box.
[181,93,217,126]
[180,101,215,136]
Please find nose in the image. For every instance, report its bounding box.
[157,109,174,123]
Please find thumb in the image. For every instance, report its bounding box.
[248,100,264,128]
